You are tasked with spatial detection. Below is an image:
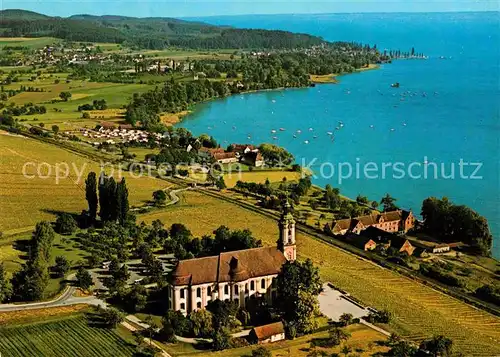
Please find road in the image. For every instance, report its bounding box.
[131,187,189,212]
[0,275,106,312]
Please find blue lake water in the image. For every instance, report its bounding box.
[178,12,500,257]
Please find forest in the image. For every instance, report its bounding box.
[0,10,328,50]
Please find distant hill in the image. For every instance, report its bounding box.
[0,9,50,21]
[0,9,327,50]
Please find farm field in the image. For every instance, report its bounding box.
[0,37,60,49]
[0,315,136,357]
[0,131,168,234]
[223,170,300,188]
[139,190,500,356]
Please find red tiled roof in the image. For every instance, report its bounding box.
[172,247,287,286]
[214,152,237,161]
[332,219,352,233]
[232,144,256,152]
[252,322,285,340]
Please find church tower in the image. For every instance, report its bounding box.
[278,201,296,261]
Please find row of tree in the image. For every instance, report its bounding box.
[85,172,130,225]
[421,197,492,255]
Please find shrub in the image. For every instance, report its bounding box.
[252,346,272,357]
[55,213,77,235]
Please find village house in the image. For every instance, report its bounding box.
[325,210,415,236]
[243,151,265,167]
[249,322,286,344]
[345,233,377,251]
[360,227,416,256]
[213,151,238,164]
[198,147,225,160]
[167,204,297,315]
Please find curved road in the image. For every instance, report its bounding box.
[0,277,105,312]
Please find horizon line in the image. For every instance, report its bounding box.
[2,8,499,20]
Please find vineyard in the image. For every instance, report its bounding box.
[0,132,168,234]
[142,190,500,356]
[0,315,135,357]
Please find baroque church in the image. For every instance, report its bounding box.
[167,203,297,315]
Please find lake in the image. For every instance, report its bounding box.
[178,12,500,257]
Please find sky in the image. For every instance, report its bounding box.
[2,0,499,18]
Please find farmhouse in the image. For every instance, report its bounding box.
[167,204,297,315]
[249,322,285,344]
[325,210,415,236]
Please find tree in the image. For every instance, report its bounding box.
[153,190,167,206]
[328,327,350,346]
[32,221,55,263]
[11,258,49,301]
[189,309,214,337]
[144,315,159,345]
[55,213,77,235]
[161,311,191,341]
[106,265,130,295]
[59,91,72,101]
[295,290,320,333]
[212,328,231,351]
[54,256,70,278]
[371,200,379,209]
[338,313,353,327]
[51,125,59,134]
[277,259,322,335]
[356,195,368,205]
[0,263,12,303]
[252,346,272,357]
[215,177,227,191]
[85,172,98,222]
[76,267,94,290]
[102,307,124,327]
[387,340,418,357]
[421,197,492,255]
[380,193,398,212]
[207,299,233,332]
[116,178,129,225]
[420,335,453,357]
[126,284,148,312]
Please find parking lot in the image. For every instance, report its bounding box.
[318,283,370,321]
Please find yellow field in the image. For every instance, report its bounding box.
[140,190,500,356]
[160,110,190,126]
[202,324,388,357]
[224,170,300,188]
[0,132,168,234]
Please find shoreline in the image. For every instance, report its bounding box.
[169,63,381,126]
[310,63,380,84]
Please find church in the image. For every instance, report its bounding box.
[167,204,297,315]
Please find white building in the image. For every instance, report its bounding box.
[167,204,297,315]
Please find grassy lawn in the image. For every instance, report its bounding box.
[163,324,388,357]
[0,314,136,357]
[138,190,500,356]
[0,132,168,234]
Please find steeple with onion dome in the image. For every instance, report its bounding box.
[278,200,296,261]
